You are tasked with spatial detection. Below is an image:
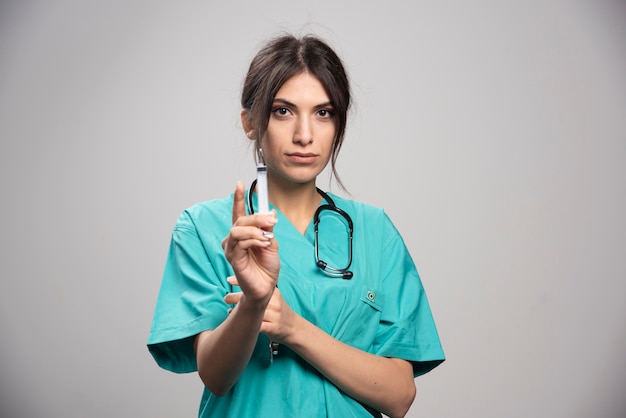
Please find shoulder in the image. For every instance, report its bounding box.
[326,193,390,224]
[173,194,234,232]
[327,193,404,243]
[326,193,382,214]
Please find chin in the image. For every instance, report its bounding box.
[274,168,324,185]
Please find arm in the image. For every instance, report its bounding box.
[194,182,280,395]
[286,316,416,418]
[194,292,269,396]
[226,279,416,417]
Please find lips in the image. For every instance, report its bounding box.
[286,153,318,164]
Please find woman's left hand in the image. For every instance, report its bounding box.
[225,276,299,345]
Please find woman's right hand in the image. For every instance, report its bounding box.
[222,181,280,304]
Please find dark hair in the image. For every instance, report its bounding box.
[241,34,351,189]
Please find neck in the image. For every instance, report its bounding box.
[267,175,322,234]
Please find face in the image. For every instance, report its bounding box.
[255,72,337,187]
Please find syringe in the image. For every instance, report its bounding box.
[256,148,270,214]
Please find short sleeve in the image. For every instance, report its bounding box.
[374,213,445,377]
[147,209,231,373]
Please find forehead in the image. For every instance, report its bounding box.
[274,72,330,104]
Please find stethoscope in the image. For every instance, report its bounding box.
[248,179,354,279]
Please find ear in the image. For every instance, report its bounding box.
[240,110,255,140]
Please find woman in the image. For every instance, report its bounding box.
[148,34,444,418]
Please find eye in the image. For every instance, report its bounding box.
[272,107,292,117]
[317,108,334,118]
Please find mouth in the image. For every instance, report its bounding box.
[286,152,318,163]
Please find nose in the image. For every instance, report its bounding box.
[293,116,313,145]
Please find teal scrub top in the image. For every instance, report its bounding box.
[148,191,445,417]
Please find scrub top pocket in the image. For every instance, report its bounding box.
[327,284,384,352]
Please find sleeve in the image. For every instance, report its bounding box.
[374,212,445,377]
[147,210,231,373]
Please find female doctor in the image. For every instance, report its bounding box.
[148,34,444,418]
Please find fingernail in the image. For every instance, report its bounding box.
[227,276,236,284]
[262,230,274,239]
[266,215,278,225]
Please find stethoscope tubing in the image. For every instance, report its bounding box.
[247,180,354,279]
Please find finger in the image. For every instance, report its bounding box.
[231,238,272,251]
[232,212,278,230]
[224,292,243,305]
[264,210,278,235]
[232,181,246,225]
[229,223,275,241]
[224,227,273,253]
[227,275,239,287]
[265,210,279,251]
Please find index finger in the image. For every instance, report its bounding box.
[232,181,246,224]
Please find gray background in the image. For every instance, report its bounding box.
[1,1,625,417]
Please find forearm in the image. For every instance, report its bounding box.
[194,295,267,396]
[286,316,416,417]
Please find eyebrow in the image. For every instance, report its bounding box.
[272,98,334,109]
